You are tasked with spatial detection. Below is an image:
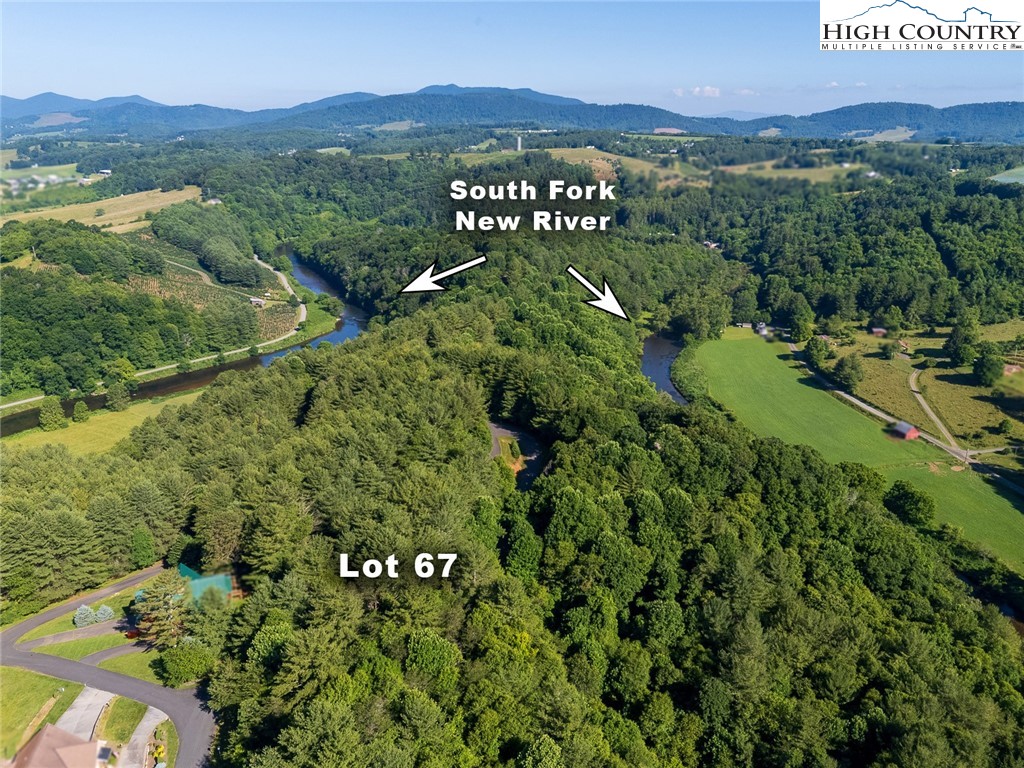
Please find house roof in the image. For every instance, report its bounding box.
[13,724,98,768]
[892,421,917,434]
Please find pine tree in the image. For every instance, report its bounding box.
[72,401,90,422]
[38,396,68,431]
[73,604,97,627]
[96,604,115,622]
[106,381,131,412]
[135,571,189,650]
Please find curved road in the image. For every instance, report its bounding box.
[0,566,215,768]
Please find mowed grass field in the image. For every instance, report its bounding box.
[719,161,867,182]
[0,667,83,759]
[3,391,203,456]
[0,162,82,181]
[35,633,132,661]
[98,649,162,685]
[0,186,200,232]
[694,329,1024,571]
[991,165,1024,184]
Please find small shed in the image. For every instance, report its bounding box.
[891,421,920,440]
[871,327,888,337]
[249,297,266,307]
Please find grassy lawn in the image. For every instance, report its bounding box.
[0,667,83,759]
[18,575,158,642]
[695,330,935,466]
[98,649,162,685]
[919,365,1023,447]
[497,435,526,474]
[886,463,1024,570]
[315,146,351,155]
[3,392,203,457]
[0,186,200,231]
[693,328,1024,572]
[97,696,148,745]
[35,633,132,661]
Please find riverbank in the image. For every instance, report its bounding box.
[1,253,366,437]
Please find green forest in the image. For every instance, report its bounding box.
[2,137,1023,767]
[0,219,261,395]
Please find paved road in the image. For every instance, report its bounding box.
[20,620,129,650]
[80,642,152,666]
[54,687,115,740]
[0,566,214,768]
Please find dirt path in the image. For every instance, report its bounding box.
[909,368,960,450]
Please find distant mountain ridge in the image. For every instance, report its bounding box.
[2,87,1022,144]
[0,92,163,120]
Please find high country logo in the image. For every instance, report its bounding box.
[820,0,1022,50]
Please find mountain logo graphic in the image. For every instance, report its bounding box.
[830,1,1017,23]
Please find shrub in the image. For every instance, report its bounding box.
[73,604,97,627]
[95,604,115,622]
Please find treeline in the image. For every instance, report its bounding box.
[151,202,266,286]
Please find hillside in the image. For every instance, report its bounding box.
[3,88,1022,143]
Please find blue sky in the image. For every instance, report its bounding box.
[2,2,1021,115]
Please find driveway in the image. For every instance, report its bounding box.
[120,706,169,768]
[54,687,115,740]
[0,567,214,768]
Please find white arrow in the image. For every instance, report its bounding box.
[566,265,628,319]
[401,255,488,293]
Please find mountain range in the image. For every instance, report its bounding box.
[2,86,1021,143]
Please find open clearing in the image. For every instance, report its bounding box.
[992,165,1024,184]
[0,186,200,231]
[1,162,81,181]
[3,391,203,457]
[694,328,1024,572]
[0,667,83,759]
[855,126,916,142]
[545,147,704,187]
[719,161,867,182]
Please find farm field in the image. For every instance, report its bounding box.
[693,328,1024,572]
[991,165,1024,184]
[856,126,916,142]
[0,667,83,759]
[545,147,703,187]
[0,162,81,181]
[718,160,867,182]
[0,186,200,231]
[3,391,203,457]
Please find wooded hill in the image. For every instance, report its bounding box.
[3,86,1022,143]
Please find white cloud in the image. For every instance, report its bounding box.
[735,88,759,97]
[692,85,721,98]
[826,81,840,88]
[855,81,868,87]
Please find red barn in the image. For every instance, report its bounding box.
[892,421,920,440]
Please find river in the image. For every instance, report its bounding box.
[0,254,366,436]
[641,335,687,404]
